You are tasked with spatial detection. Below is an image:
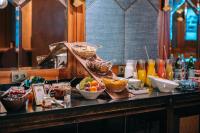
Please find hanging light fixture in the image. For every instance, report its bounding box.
[0,0,8,9]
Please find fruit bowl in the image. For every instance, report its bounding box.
[76,84,104,100]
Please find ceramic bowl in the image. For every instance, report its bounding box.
[76,84,104,100]
[128,78,141,89]
[148,76,157,88]
[1,89,32,111]
[152,77,179,92]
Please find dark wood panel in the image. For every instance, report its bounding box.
[0,3,15,48]
[32,0,67,66]
[180,115,199,133]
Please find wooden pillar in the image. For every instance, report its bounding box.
[197,11,200,60]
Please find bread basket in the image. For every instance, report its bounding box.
[102,78,128,93]
[72,44,96,59]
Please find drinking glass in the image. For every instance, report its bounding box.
[146,59,156,87]
[157,59,166,79]
[166,59,174,80]
[138,60,146,87]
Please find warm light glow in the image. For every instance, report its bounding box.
[0,0,3,5]
[0,0,8,9]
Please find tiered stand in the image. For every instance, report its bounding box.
[65,42,134,99]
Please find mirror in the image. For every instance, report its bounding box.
[170,0,199,59]
[0,1,17,68]
[0,0,68,69]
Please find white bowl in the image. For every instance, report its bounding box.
[128,79,141,89]
[152,77,179,93]
[148,76,157,88]
[76,84,104,100]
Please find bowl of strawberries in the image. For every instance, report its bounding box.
[76,77,105,100]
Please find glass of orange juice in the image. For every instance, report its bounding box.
[146,59,156,87]
[138,60,146,87]
[166,59,174,80]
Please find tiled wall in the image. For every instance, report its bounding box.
[86,0,159,64]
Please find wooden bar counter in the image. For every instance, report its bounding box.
[0,87,200,133]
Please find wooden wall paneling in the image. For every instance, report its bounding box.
[67,0,78,78]
[177,21,185,48]
[0,9,7,48]
[76,3,85,42]
[197,17,200,59]
[0,4,12,48]
[179,115,199,133]
[32,0,67,66]
[76,2,88,77]
[21,1,32,50]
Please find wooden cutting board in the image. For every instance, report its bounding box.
[65,42,134,100]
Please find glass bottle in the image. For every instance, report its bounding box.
[187,55,195,78]
[174,54,184,80]
[181,54,186,79]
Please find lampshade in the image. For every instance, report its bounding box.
[0,0,8,9]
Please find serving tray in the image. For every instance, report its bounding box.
[65,42,134,100]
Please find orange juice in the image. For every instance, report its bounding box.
[157,59,166,78]
[166,59,174,80]
[138,69,146,86]
[138,60,146,87]
[146,59,156,87]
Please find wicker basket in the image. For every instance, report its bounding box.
[102,78,128,93]
[72,45,96,59]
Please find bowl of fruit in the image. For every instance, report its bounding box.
[76,77,105,100]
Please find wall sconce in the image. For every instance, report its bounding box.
[0,0,8,9]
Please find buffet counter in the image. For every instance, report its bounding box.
[1,88,200,133]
